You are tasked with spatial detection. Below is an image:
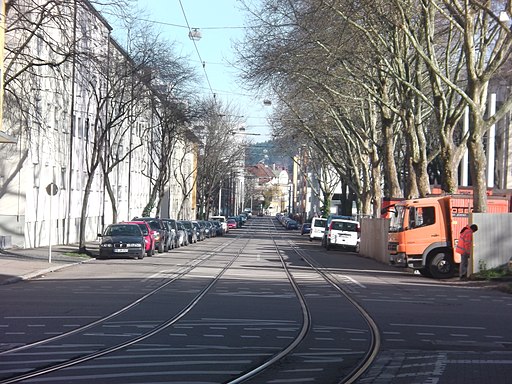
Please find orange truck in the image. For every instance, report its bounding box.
[387,195,510,278]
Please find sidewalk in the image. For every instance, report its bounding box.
[0,243,98,285]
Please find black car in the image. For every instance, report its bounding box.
[98,223,145,259]
[135,217,169,253]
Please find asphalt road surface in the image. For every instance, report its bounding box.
[0,216,510,383]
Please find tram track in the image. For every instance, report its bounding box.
[0,236,249,384]
[235,217,380,383]
[1,216,380,383]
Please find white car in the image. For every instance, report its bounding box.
[325,218,360,251]
[309,217,327,241]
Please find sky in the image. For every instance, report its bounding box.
[129,0,272,142]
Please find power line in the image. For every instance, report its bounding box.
[139,18,247,30]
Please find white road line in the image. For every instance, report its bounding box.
[390,323,485,330]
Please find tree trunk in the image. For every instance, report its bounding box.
[468,128,488,212]
[78,170,98,254]
[104,175,118,223]
[361,191,372,216]
[438,132,459,193]
[379,74,402,199]
[371,149,382,218]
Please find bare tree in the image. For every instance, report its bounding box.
[128,30,198,217]
[398,0,512,211]
[194,98,246,219]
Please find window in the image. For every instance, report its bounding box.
[60,167,66,190]
[409,206,435,229]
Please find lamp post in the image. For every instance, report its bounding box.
[288,183,292,215]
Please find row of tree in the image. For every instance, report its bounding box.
[237,0,512,215]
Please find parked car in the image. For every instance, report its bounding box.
[161,218,179,249]
[286,219,299,230]
[227,218,237,230]
[228,216,239,228]
[200,220,214,238]
[179,220,197,244]
[201,221,210,238]
[210,220,223,236]
[310,218,327,241]
[97,223,145,259]
[134,217,169,253]
[321,215,355,247]
[301,223,311,235]
[325,218,360,251]
[210,215,228,233]
[192,221,205,241]
[176,221,188,247]
[123,220,155,257]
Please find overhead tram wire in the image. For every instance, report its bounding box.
[135,15,269,107]
[178,0,216,100]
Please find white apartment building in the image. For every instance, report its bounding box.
[0,0,197,248]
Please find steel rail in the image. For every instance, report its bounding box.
[0,236,249,384]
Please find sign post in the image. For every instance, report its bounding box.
[46,183,58,263]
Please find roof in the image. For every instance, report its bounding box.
[246,163,278,181]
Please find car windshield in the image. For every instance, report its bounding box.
[105,225,141,237]
[389,205,405,232]
[181,221,192,229]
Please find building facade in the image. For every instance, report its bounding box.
[0,0,197,248]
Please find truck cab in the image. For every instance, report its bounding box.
[388,197,454,279]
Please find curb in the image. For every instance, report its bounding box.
[1,257,96,286]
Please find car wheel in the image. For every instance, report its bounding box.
[147,243,154,257]
[138,250,144,259]
[158,241,164,253]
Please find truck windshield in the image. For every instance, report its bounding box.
[389,205,405,232]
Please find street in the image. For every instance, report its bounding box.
[0,216,511,383]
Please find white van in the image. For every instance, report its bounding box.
[210,215,228,233]
[309,218,327,241]
[325,218,359,251]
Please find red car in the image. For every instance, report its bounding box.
[227,218,237,230]
[124,221,155,256]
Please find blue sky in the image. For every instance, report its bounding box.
[133,0,272,141]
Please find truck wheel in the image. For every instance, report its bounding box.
[428,252,455,279]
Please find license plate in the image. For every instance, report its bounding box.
[114,248,129,253]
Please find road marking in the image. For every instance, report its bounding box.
[390,323,485,330]
[446,359,512,364]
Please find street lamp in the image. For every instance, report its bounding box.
[189,28,202,41]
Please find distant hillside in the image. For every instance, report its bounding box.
[245,141,293,170]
